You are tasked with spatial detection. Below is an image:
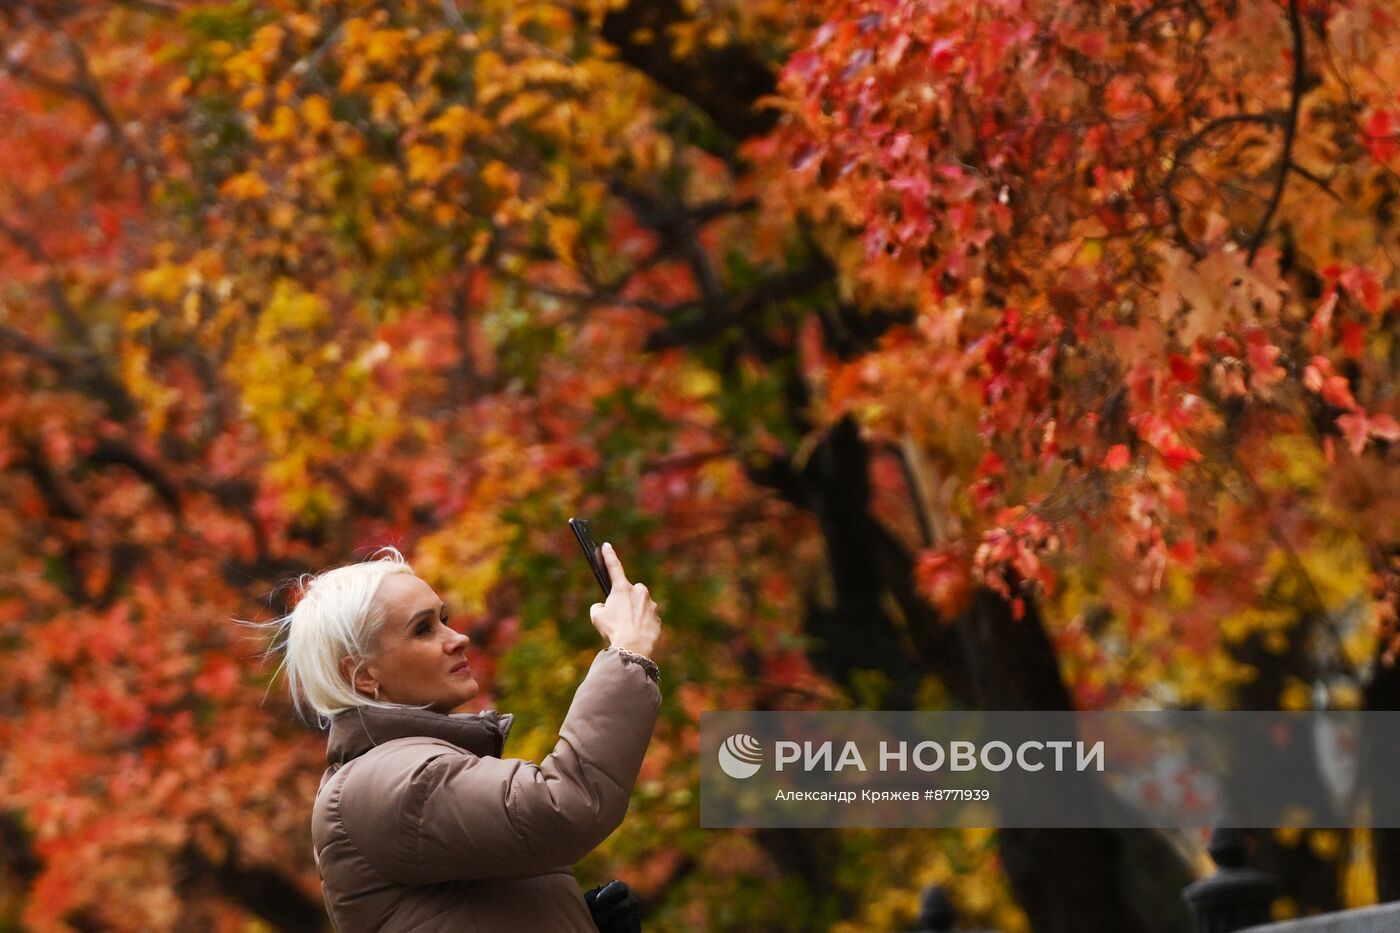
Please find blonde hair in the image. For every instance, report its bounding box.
[243,546,422,726]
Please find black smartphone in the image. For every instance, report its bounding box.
[568,517,611,597]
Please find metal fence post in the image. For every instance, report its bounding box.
[1182,828,1279,933]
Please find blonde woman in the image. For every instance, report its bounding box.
[262,543,661,932]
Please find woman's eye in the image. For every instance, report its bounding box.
[416,623,433,635]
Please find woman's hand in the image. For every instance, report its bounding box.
[589,543,660,658]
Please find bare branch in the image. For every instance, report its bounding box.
[1287,160,1342,201]
[1163,111,1286,258]
[0,215,89,342]
[598,0,779,150]
[1247,0,1306,264]
[0,213,137,418]
[2,2,155,193]
[11,437,85,521]
[88,436,184,516]
[885,438,935,549]
[0,323,73,373]
[440,0,467,31]
[643,261,833,351]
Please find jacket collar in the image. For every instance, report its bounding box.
[325,704,515,767]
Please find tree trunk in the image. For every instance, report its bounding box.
[757,416,1193,933]
[1365,641,1400,901]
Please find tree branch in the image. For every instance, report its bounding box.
[598,0,779,148]
[643,260,834,351]
[6,1,156,188]
[1287,160,1341,201]
[0,214,137,418]
[88,436,184,516]
[0,323,74,374]
[1163,112,1285,259]
[1247,0,1306,264]
[0,215,91,343]
[11,437,85,522]
[176,816,325,933]
[883,439,935,548]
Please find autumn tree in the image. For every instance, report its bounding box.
[4,0,1400,930]
[757,0,1400,921]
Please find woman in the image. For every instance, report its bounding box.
[268,542,661,932]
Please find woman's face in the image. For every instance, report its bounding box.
[352,573,479,714]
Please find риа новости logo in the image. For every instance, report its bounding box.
[718,733,763,779]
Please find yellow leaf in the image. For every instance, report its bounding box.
[678,365,719,399]
[253,106,297,142]
[137,263,185,301]
[221,51,265,89]
[251,23,285,56]
[183,290,201,328]
[427,104,487,142]
[1279,677,1311,711]
[370,83,408,123]
[219,171,269,201]
[286,13,320,40]
[406,143,449,183]
[1309,829,1343,861]
[479,160,519,194]
[302,95,332,133]
[364,29,407,68]
[496,91,552,127]
[123,308,160,333]
[1075,238,1103,266]
[467,229,491,262]
[370,165,402,197]
[547,215,581,267]
[340,60,367,93]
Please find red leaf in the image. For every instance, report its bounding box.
[915,547,973,616]
[928,38,959,72]
[1340,321,1367,358]
[1321,375,1357,410]
[1160,443,1203,471]
[1337,412,1370,455]
[1363,110,1400,162]
[1311,291,1339,343]
[1303,359,1328,392]
[976,451,1007,476]
[1168,539,1197,564]
[1168,354,1197,385]
[1340,266,1383,313]
[1103,444,1130,470]
[1368,413,1400,442]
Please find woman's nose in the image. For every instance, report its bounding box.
[445,630,469,651]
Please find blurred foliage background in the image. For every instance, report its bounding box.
[3,0,1400,929]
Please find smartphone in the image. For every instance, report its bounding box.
[568,517,611,597]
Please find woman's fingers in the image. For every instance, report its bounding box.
[588,543,662,656]
[601,542,630,591]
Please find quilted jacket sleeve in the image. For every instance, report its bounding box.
[343,647,661,884]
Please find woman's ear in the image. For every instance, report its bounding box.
[341,655,380,699]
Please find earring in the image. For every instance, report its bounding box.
[373,686,380,701]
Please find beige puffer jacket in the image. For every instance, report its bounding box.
[311,647,661,932]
